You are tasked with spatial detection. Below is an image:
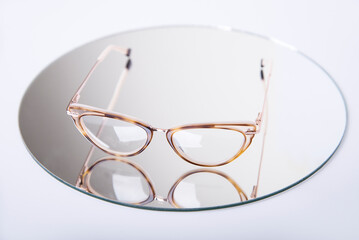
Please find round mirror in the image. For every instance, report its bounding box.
[19,26,347,211]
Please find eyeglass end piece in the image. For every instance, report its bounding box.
[72,94,80,103]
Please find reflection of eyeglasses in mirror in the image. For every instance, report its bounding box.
[66,45,272,167]
[80,157,248,208]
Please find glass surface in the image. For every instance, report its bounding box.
[87,159,151,204]
[172,172,245,208]
[172,128,246,166]
[81,116,149,154]
[18,25,347,211]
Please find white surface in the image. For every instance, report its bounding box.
[1,0,358,239]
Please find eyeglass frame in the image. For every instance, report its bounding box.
[66,45,272,167]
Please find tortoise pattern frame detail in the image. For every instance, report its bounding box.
[67,45,271,167]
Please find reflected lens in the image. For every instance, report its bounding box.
[172,172,246,208]
[81,115,149,155]
[171,128,246,166]
[87,160,153,204]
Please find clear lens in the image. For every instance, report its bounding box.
[172,128,246,166]
[172,172,245,208]
[87,160,152,204]
[81,115,149,155]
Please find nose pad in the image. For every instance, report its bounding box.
[152,127,167,133]
[155,196,167,202]
[153,196,173,207]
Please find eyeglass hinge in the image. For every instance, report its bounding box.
[67,111,79,117]
[245,130,257,135]
[255,112,262,125]
[71,94,80,103]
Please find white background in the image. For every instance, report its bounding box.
[1,0,358,239]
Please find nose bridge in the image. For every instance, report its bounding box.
[151,127,168,133]
[155,196,168,202]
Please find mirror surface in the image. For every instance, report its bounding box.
[19,26,347,211]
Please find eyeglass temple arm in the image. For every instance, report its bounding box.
[250,59,273,198]
[254,59,272,133]
[74,45,132,188]
[250,111,268,199]
[67,45,131,110]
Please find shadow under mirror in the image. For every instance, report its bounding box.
[19,25,347,211]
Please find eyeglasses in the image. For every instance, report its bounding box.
[67,45,272,167]
[80,156,248,208]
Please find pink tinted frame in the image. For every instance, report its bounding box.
[67,45,271,168]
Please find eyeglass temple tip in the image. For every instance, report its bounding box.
[260,58,270,81]
[126,58,132,70]
[126,48,131,56]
